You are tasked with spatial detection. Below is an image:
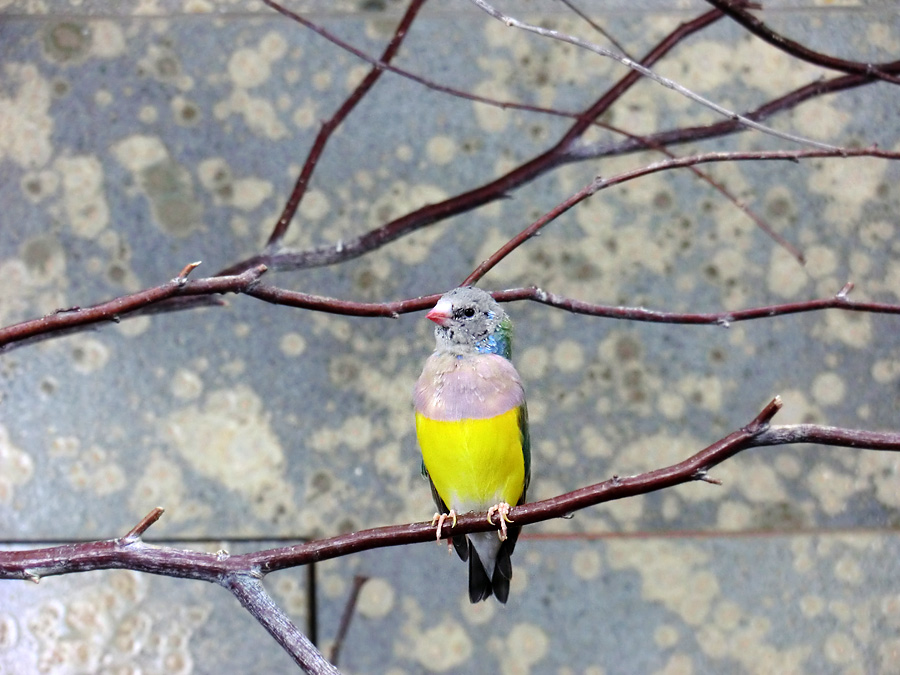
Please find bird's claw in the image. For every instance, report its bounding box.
[486,502,513,541]
[431,510,458,551]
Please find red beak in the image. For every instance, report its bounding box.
[426,307,451,327]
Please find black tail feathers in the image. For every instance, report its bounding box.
[466,528,519,603]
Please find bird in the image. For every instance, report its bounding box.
[414,286,530,603]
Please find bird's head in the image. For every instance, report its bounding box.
[427,287,512,358]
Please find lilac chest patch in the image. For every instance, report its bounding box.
[414,352,525,421]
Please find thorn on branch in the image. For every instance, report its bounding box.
[743,396,783,434]
[836,281,854,300]
[176,261,203,283]
[125,506,165,541]
[693,469,723,485]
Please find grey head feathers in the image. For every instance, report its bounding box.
[426,287,512,358]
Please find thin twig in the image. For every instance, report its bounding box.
[258,0,632,128]
[556,0,633,57]
[262,0,428,249]
[124,507,165,541]
[464,145,896,285]
[463,175,606,286]
[218,6,727,277]
[469,0,840,151]
[703,0,900,85]
[593,123,806,263]
[222,65,897,277]
[329,575,369,667]
[573,68,896,161]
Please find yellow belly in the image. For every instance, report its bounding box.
[416,407,525,512]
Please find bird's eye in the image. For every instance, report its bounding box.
[462,308,476,318]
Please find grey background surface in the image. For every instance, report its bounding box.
[1,1,899,673]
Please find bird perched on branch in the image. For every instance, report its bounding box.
[414,287,530,603]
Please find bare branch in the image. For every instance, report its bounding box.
[466,145,898,285]
[496,281,900,325]
[227,575,339,675]
[574,68,898,160]
[247,285,435,318]
[589,123,807,263]
[219,20,899,281]
[752,425,900,451]
[556,0,633,57]
[4,397,899,665]
[703,0,900,84]
[6,398,900,584]
[6,165,900,353]
[261,0,428,250]
[329,575,369,667]
[219,6,727,277]
[257,0,593,126]
[244,278,900,327]
[468,0,840,150]
[463,174,605,286]
[0,265,268,352]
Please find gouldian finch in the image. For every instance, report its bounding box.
[414,287,530,603]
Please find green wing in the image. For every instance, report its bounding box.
[518,403,531,500]
[497,315,513,360]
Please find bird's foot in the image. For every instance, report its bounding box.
[486,502,513,541]
[431,510,458,551]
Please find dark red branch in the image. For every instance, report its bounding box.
[0,265,267,352]
[496,281,900,325]
[232,65,896,277]
[4,396,900,674]
[246,285,438,318]
[5,180,900,354]
[9,396,900,584]
[218,7,726,277]
[463,175,605,286]
[703,0,900,84]
[5,275,895,355]
[258,0,597,126]
[752,425,900,451]
[466,145,897,286]
[329,575,369,667]
[261,0,428,250]
[576,68,899,160]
